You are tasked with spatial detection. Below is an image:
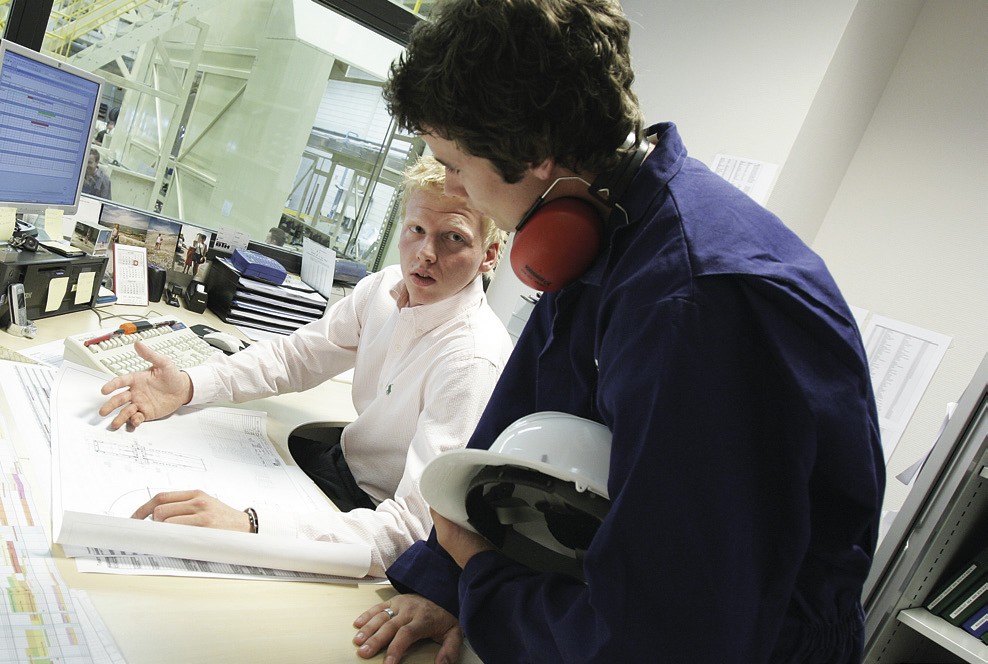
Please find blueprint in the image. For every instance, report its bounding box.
[50,362,370,578]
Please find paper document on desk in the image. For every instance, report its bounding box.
[0,360,57,499]
[0,442,127,664]
[51,362,371,578]
[63,544,388,584]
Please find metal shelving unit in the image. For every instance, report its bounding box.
[864,354,988,663]
[898,608,988,663]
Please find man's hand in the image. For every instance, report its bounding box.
[98,341,194,429]
[131,490,252,532]
[432,510,494,569]
[353,594,463,664]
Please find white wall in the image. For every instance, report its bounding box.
[623,0,857,171]
[491,0,871,320]
[487,1,988,519]
[313,78,392,144]
[811,1,988,513]
[768,0,924,242]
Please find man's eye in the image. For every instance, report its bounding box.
[449,233,465,243]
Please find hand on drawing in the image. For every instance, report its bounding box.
[98,341,194,429]
[132,490,253,533]
[353,593,463,664]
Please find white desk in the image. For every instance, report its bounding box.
[0,303,473,664]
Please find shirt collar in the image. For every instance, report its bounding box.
[610,122,685,229]
[389,273,486,335]
[574,122,685,288]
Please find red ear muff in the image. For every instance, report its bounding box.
[510,197,602,292]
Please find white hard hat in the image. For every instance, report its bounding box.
[421,411,611,580]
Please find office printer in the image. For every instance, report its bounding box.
[0,249,107,319]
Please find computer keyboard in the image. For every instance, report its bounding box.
[63,316,223,375]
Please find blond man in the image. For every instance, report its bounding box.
[98,157,512,577]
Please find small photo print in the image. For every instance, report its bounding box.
[175,225,213,279]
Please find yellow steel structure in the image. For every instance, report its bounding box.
[401,0,435,16]
[46,1,165,59]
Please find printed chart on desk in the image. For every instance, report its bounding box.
[0,447,124,664]
[0,361,57,461]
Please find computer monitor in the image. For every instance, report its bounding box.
[0,39,104,215]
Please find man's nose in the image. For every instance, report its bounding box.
[444,171,467,199]
[418,235,438,262]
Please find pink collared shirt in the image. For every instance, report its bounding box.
[185,265,512,575]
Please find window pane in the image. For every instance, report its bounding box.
[388,0,436,19]
[39,0,420,274]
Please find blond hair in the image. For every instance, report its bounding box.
[400,155,507,260]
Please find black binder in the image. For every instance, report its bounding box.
[205,257,328,335]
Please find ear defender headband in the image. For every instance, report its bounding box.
[510,134,649,292]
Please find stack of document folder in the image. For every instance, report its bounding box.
[204,257,328,335]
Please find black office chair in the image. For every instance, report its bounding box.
[288,422,374,511]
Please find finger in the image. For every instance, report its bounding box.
[354,608,399,646]
[158,513,206,527]
[149,502,190,524]
[139,495,177,521]
[383,621,425,664]
[100,375,132,396]
[140,490,198,520]
[109,403,139,430]
[354,602,391,628]
[435,628,463,664]
[131,498,157,519]
[99,397,127,417]
[134,340,170,365]
[99,391,132,417]
[153,490,201,505]
[129,410,146,428]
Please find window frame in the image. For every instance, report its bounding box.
[4,0,421,273]
[2,0,54,50]
[312,0,418,45]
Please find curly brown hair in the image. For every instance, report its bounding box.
[384,0,644,183]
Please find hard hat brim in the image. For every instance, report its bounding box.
[421,447,609,534]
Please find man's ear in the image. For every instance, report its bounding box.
[529,158,556,182]
[479,241,500,273]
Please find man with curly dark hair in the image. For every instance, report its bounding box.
[352,1,884,662]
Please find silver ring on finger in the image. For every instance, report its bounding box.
[382,607,396,619]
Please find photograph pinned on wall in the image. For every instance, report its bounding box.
[69,220,112,257]
[144,216,182,271]
[174,225,213,281]
[98,206,152,280]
